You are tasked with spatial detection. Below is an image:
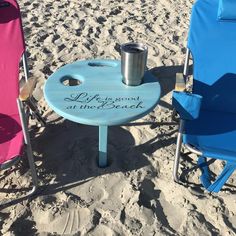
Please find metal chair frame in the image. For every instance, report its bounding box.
[172,48,203,182]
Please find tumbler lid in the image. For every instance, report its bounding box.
[121,42,148,53]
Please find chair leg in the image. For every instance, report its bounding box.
[173,120,184,182]
[17,99,39,188]
[0,177,38,207]
[26,143,38,189]
[198,156,211,189]
[207,161,236,193]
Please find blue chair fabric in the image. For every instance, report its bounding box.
[218,0,236,21]
[172,91,202,120]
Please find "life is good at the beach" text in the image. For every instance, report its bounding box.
[64,92,145,110]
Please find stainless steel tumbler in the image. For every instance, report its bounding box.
[121,42,148,86]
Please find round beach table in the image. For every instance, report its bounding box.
[44,59,161,167]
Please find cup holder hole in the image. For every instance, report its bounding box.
[61,76,81,86]
[88,62,116,67]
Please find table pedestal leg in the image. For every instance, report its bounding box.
[99,125,108,167]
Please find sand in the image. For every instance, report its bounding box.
[1,0,236,235]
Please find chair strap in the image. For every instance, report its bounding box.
[197,156,236,193]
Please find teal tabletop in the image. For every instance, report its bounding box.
[44,59,161,126]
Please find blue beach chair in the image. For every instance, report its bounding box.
[172,0,236,192]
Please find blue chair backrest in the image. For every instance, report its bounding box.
[187,0,236,114]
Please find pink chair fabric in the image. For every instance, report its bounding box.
[0,0,25,164]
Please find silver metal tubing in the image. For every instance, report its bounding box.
[17,99,38,188]
[0,185,37,207]
[185,143,202,156]
[183,48,190,78]
[0,156,21,170]
[173,119,184,182]
[22,51,29,82]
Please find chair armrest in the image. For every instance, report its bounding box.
[19,78,37,101]
[172,91,202,120]
[175,73,186,91]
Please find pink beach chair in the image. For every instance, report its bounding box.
[0,0,41,205]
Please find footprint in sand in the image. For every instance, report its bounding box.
[34,208,91,235]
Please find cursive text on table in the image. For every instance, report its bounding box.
[64,92,145,110]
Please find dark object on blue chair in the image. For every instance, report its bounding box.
[172,0,236,192]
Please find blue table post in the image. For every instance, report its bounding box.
[99,125,108,167]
